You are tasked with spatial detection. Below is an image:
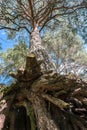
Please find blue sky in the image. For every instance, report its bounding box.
[0,30,15,51]
[0,30,17,85]
[0,29,29,85]
[0,29,30,52]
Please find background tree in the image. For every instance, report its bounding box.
[42,22,87,81]
[68,7,87,44]
[0,41,28,84]
[0,41,28,73]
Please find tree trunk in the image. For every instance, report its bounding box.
[30,93,59,130]
[29,27,54,72]
[1,70,87,130]
[0,27,87,130]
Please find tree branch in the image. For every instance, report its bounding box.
[9,16,31,34]
[0,26,20,31]
[16,0,32,21]
[0,0,87,32]
[40,3,86,31]
[0,25,31,34]
[42,94,69,110]
[27,0,34,27]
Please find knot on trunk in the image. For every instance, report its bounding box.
[9,53,42,82]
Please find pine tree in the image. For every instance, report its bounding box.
[0,1,87,130]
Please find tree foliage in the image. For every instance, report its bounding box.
[43,24,87,80]
[68,8,87,43]
[0,41,28,75]
[0,0,87,33]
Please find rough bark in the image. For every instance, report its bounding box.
[30,93,59,130]
[29,27,55,72]
[0,27,87,130]
[0,54,87,130]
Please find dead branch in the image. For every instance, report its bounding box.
[42,94,69,110]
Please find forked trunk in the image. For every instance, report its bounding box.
[29,27,54,72]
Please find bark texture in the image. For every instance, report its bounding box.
[0,54,87,130]
[29,27,54,72]
[30,93,58,130]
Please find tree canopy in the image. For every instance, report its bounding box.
[0,0,87,33]
[43,24,87,80]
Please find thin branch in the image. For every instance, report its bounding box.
[19,1,32,20]
[28,0,34,18]
[0,26,20,31]
[39,17,50,32]
[0,8,31,34]
[40,4,86,31]
[10,16,31,33]
[0,25,31,34]
[35,2,49,21]
[51,6,86,19]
